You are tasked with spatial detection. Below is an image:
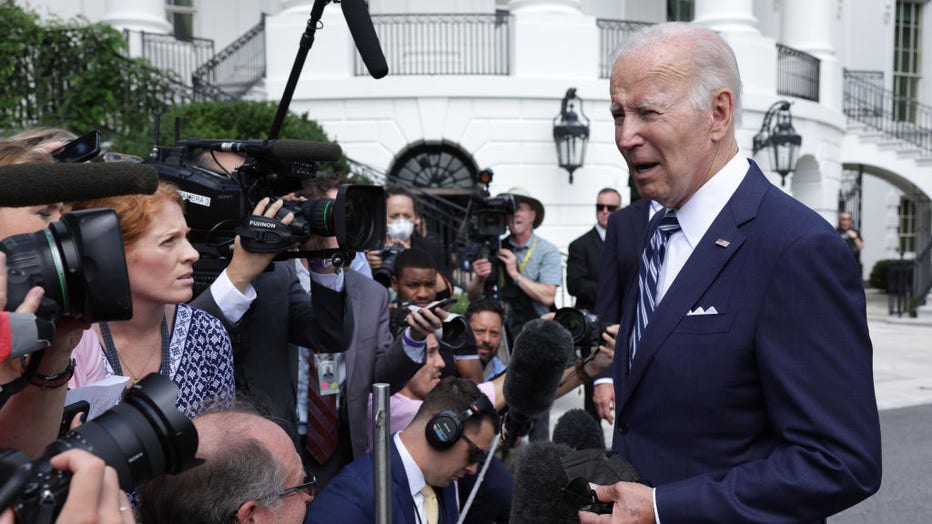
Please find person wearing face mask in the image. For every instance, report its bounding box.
[367,184,452,293]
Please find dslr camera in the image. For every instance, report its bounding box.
[553,307,607,348]
[371,242,406,288]
[0,374,199,524]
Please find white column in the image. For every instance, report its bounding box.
[693,0,760,35]
[781,0,841,110]
[101,0,171,34]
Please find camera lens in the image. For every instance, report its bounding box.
[553,308,587,346]
[0,209,133,323]
[44,374,199,492]
[299,185,386,252]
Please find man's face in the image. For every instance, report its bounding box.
[595,192,621,229]
[386,194,418,225]
[393,266,438,307]
[507,201,536,237]
[404,335,445,400]
[469,310,503,364]
[609,42,720,209]
[839,213,852,230]
[424,418,495,487]
[258,420,313,523]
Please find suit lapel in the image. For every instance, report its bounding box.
[391,441,418,523]
[618,164,771,408]
[344,272,361,388]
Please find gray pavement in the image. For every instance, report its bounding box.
[548,287,932,519]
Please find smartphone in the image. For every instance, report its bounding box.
[52,130,101,163]
[429,297,458,313]
[58,400,90,437]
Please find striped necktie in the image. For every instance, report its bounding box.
[630,208,681,368]
[305,356,339,464]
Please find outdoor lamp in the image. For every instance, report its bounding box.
[752,100,802,186]
[553,88,590,183]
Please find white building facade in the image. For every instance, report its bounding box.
[19,0,932,300]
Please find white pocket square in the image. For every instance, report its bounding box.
[687,306,719,316]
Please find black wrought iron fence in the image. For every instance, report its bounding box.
[596,19,653,78]
[844,69,932,153]
[192,16,266,101]
[134,30,215,87]
[776,43,820,102]
[357,12,510,76]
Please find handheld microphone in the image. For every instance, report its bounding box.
[178,139,343,163]
[341,0,389,78]
[501,319,574,447]
[0,163,158,207]
[510,441,576,524]
[552,408,606,451]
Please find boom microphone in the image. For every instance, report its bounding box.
[178,139,343,163]
[502,319,574,447]
[510,441,576,524]
[0,163,158,207]
[341,0,389,79]
[553,408,605,451]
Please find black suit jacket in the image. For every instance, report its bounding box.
[190,261,345,440]
[595,199,651,325]
[566,226,603,312]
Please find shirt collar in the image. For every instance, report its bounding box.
[508,232,535,250]
[673,151,748,249]
[595,223,606,241]
[394,432,426,499]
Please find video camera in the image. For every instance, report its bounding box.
[0,374,199,524]
[144,135,386,285]
[458,169,515,262]
[553,307,607,348]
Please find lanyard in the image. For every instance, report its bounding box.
[499,235,538,288]
[99,317,171,379]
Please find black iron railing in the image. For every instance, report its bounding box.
[348,157,472,288]
[192,15,266,101]
[357,12,510,76]
[596,19,653,78]
[888,260,914,317]
[844,69,932,153]
[132,30,215,87]
[776,43,820,102]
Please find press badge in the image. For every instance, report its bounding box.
[315,353,342,396]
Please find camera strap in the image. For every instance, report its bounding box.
[236,215,293,253]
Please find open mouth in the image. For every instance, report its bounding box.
[633,162,659,174]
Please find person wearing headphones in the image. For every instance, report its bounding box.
[305,377,497,524]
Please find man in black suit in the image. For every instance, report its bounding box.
[567,188,622,312]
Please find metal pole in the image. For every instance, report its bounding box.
[373,383,391,524]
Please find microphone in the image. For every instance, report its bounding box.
[0,163,158,207]
[510,441,577,523]
[552,408,605,451]
[341,0,389,79]
[179,139,343,163]
[502,319,574,447]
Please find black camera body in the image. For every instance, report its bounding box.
[0,374,199,524]
[145,141,385,285]
[553,307,606,348]
[388,301,468,349]
[461,193,515,261]
[372,242,406,288]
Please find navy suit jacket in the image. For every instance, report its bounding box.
[595,199,651,325]
[305,438,459,523]
[566,226,603,312]
[611,162,881,522]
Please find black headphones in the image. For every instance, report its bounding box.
[425,394,493,450]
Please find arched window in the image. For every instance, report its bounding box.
[389,142,478,189]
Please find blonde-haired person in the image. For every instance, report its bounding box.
[71,182,234,417]
[5,126,78,155]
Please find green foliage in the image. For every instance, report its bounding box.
[0,2,183,144]
[113,100,350,175]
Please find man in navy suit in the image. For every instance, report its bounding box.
[567,187,622,312]
[581,23,881,523]
[305,377,497,523]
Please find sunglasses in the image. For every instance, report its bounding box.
[595,204,619,212]
[461,433,489,465]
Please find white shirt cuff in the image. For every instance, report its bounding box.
[593,377,614,386]
[653,488,661,524]
[401,328,427,363]
[210,269,257,324]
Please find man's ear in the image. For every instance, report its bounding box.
[391,274,399,292]
[709,88,735,141]
[236,500,261,523]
